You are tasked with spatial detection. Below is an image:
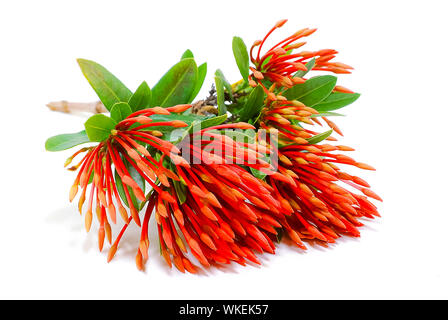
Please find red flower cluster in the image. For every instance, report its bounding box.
[67,104,303,272]
[266,144,381,249]
[249,19,354,95]
[65,95,381,273]
[57,20,380,273]
[256,102,382,249]
[131,122,289,271]
[247,23,381,252]
[68,104,191,250]
[152,164,284,272]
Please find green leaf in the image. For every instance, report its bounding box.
[189,63,207,103]
[232,36,249,82]
[306,129,333,145]
[110,102,132,122]
[215,69,233,97]
[151,58,198,107]
[84,114,117,142]
[114,159,145,208]
[128,81,152,111]
[177,114,228,143]
[172,178,187,204]
[114,170,136,208]
[77,59,132,111]
[313,92,361,112]
[293,58,315,78]
[128,161,145,194]
[215,75,227,116]
[275,227,284,243]
[149,113,207,123]
[284,75,337,107]
[238,85,265,122]
[45,130,90,151]
[148,113,208,133]
[181,49,194,59]
[114,170,128,206]
[250,167,266,180]
[88,170,94,184]
[197,114,227,130]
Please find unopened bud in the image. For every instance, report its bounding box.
[69,183,78,202]
[85,209,93,232]
[275,19,288,28]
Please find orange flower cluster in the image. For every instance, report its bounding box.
[266,144,381,249]
[67,105,191,250]
[249,19,354,94]
[58,20,380,273]
[248,20,382,253]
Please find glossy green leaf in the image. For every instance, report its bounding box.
[151,58,198,107]
[139,192,152,211]
[197,114,227,130]
[148,113,208,133]
[177,114,228,143]
[84,114,117,142]
[114,170,136,208]
[114,170,128,206]
[45,130,90,151]
[174,120,199,144]
[150,113,206,123]
[238,85,265,122]
[88,170,94,184]
[181,49,194,59]
[189,63,207,103]
[306,129,333,145]
[215,69,233,97]
[293,58,315,78]
[114,159,145,208]
[313,92,361,112]
[128,161,145,193]
[215,75,227,116]
[250,167,266,180]
[248,129,271,179]
[110,102,132,122]
[172,178,187,204]
[128,81,152,111]
[261,55,272,69]
[275,227,284,243]
[232,36,249,82]
[284,75,337,106]
[77,59,132,111]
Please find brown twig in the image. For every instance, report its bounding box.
[46,100,107,114]
[45,85,225,115]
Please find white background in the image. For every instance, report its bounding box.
[1,0,447,299]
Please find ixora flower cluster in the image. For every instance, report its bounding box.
[45,19,381,273]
